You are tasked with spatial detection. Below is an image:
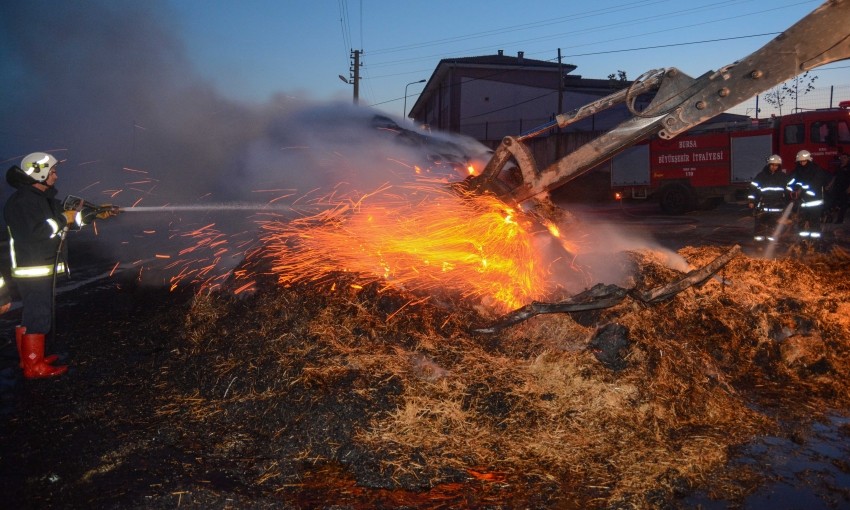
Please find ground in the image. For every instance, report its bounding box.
[2,201,850,509]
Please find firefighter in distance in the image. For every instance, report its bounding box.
[824,152,850,224]
[749,154,791,244]
[786,149,830,240]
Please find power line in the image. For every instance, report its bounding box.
[337,0,351,59]
[362,0,827,112]
[367,0,667,56]
[364,0,813,71]
[464,91,559,119]
[364,30,841,109]
[562,32,779,58]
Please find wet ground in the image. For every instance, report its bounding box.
[2,199,850,509]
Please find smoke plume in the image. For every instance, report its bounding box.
[0,1,492,287]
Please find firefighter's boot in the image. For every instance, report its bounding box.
[21,333,67,379]
[15,326,59,368]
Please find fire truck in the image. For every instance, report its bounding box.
[463,0,850,219]
[611,103,850,213]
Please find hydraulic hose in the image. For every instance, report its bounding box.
[50,226,68,345]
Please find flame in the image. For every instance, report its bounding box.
[254,181,564,312]
[87,152,580,311]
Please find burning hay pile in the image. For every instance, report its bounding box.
[154,243,850,508]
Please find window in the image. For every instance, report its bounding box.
[837,121,850,144]
[809,121,834,143]
[784,123,804,144]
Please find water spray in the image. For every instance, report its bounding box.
[764,202,796,259]
[121,203,300,213]
[68,196,324,216]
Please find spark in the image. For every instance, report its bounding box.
[254,181,564,312]
[234,281,255,295]
[78,181,101,192]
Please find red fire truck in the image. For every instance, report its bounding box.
[611,101,850,214]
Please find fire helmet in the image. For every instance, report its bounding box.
[766,154,782,165]
[20,152,58,182]
[795,150,813,163]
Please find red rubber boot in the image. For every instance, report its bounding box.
[15,326,59,367]
[21,333,67,379]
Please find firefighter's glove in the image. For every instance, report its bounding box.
[81,206,98,225]
[95,204,119,220]
[82,204,119,224]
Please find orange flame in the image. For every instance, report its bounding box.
[255,181,559,312]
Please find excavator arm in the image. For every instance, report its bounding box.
[466,0,850,206]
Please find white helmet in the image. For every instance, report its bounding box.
[767,154,782,165]
[20,152,58,182]
[796,150,813,163]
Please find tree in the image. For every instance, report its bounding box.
[761,72,818,116]
[607,70,628,90]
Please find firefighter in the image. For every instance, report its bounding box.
[3,152,118,379]
[824,152,850,224]
[786,150,830,240]
[748,154,791,244]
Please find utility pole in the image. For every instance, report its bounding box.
[556,48,564,158]
[340,49,363,105]
[351,49,361,105]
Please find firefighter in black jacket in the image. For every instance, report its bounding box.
[4,152,117,379]
[748,154,791,244]
[825,152,850,224]
[786,150,830,240]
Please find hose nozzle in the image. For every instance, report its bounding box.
[63,195,121,218]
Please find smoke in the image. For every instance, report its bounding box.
[533,203,690,295]
[0,1,492,287]
[0,1,679,299]
[587,227,689,283]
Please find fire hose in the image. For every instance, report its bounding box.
[48,196,122,344]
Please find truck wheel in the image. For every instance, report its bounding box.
[659,184,694,215]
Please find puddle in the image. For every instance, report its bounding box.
[684,413,850,509]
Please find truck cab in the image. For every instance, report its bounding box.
[777,101,850,172]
